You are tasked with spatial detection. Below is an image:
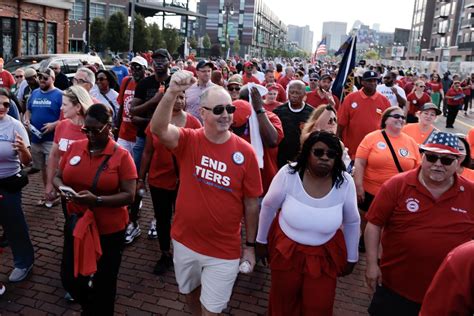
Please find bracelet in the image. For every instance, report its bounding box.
[245,241,256,248]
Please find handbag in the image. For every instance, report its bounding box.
[381,130,404,173]
[0,169,29,192]
[60,144,118,301]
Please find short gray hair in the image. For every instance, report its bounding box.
[76,67,95,84]
[200,85,229,107]
[288,80,306,91]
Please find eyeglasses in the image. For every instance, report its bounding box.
[417,85,426,88]
[96,77,108,82]
[15,75,24,78]
[38,75,50,81]
[202,104,236,115]
[227,86,241,92]
[0,101,10,107]
[72,78,91,85]
[388,114,406,120]
[424,152,458,165]
[328,117,337,124]
[81,123,109,135]
[309,79,319,82]
[312,148,337,159]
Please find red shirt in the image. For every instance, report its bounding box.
[263,100,282,112]
[235,111,284,194]
[242,74,261,85]
[184,66,197,77]
[467,128,474,160]
[446,87,465,106]
[406,91,431,115]
[366,167,474,303]
[53,119,87,155]
[117,77,138,142]
[0,70,14,89]
[421,241,474,315]
[337,89,391,159]
[171,128,263,259]
[262,81,287,103]
[428,81,442,93]
[146,114,201,190]
[277,75,293,90]
[60,139,138,235]
[306,90,341,111]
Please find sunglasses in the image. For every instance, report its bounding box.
[81,123,109,135]
[0,101,10,107]
[15,75,24,78]
[424,152,457,165]
[417,85,426,88]
[38,75,50,81]
[312,148,338,159]
[202,104,236,115]
[72,78,90,85]
[228,86,241,92]
[388,114,406,120]
[310,79,319,82]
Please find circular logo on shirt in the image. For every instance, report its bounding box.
[399,148,409,157]
[377,142,387,150]
[413,100,417,105]
[351,102,358,109]
[69,156,81,166]
[232,152,245,165]
[406,198,419,213]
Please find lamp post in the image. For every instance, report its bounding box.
[223,1,234,45]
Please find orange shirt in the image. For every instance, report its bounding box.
[402,123,436,145]
[338,89,391,159]
[60,139,138,235]
[356,130,421,195]
[171,128,263,259]
[461,167,474,182]
[467,128,474,159]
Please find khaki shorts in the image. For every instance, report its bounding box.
[172,239,240,313]
[31,141,53,170]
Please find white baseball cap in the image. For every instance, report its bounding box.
[131,56,148,68]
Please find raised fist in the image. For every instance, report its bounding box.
[168,70,197,93]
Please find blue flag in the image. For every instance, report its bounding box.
[334,36,352,56]
[332,36,357,102]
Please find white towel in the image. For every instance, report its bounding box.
[247,83,268,169]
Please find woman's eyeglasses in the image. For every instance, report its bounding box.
[202,104,236,115]
[312,148,337,160]
[424,153,457,165]
[388,114,406,120]
[227,86,241,92]
[81,124,108,135]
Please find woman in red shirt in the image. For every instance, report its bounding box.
[406,80,432,123]
[54,104,137,315]
[264,85,282,112]
[462,76,472,115]
[428,73,443,109]
[137,91,201,275]
[45,86,93,207]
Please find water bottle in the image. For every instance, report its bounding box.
[239,260,252,274]
[29,124,43,139]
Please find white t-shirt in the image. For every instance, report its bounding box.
[0,115,30,178]
[256,164,360,262]
[376,84,407,107]
[90,85,120,119]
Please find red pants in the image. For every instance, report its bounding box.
[267,218,347,316]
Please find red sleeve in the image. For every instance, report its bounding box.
[118,149,138,180]
[333,95,341,111]
[117,76,131,105]
[337,94,351,127]
[3,72,14,89]
[277,85,287,102]
[242,146,263,198]
[54,120,64,144]
[172,127,196,158]
[59,141,75,171]
[365,177,400,226]
[185,114,202,129]
[267,111,284,143]
[446,88,455,97]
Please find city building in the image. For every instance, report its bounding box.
[321,21,347,52]
[407,0,474,61]
[196,0,288,57]
[287,24,314,53]
[0,0,73,61]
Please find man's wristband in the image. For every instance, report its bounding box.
[245,241,256,248]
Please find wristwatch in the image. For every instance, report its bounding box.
[256,108,265,115]
[245,241,257,248]
[95,196,103,206]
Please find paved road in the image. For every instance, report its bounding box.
[0,173,370,316]
[434,110,474,135]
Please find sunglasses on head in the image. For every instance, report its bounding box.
[424,152,457,165]
[388,114,406,120]
[228,86,241,92]
[312,148,337,159]
[202,104,236,115]
[81,123,109,135]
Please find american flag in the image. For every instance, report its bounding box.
[316,38,328,56]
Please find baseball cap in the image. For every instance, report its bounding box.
[420,131,462,155]
[244,61,254,68]
[131,56,148,68]
[24,68,37,78]
[320,74,332,81]
[232,100,252,127]
[309,73,320,80]
[38,68,55,79]
[362,70,379,80]
[227,74,243,86]
[152,49,172,61]
[420,103,442,116]
[196,60,215,70]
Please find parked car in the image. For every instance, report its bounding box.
[4,54,105,78]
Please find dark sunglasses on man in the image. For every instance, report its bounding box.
[423,152,458,166]
[202,104,236,115]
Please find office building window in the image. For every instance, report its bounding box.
[21,20,56,55]
[109,5,125,16]
[71,0,85,20]
[0,18,15,61]
[90,3,106,19]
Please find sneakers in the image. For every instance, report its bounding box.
[148,219,158,239]
[0,283,5,296]
[153,253,173,275]
[9,265,33,282]
[124,222,141,245]
[64,292,75,303]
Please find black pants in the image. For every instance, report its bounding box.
[446,105,460,127]
[368,285,421,316]
[463,95,471,112]
[149,186,177,252]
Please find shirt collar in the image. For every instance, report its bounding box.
[360,89,379,100]
[407,166,465,198]
[81,138,116,156]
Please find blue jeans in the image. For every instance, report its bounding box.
[132,136,146,172]
[0,188,34,269]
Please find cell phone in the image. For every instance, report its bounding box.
[59,185,78,198]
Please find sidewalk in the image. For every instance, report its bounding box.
[0,173,371,315]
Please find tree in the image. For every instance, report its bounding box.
[203,33,211,49]
[148,23,164,50]
[105,12,129,53]
[210,44,222,58]
[162,24,181,54]
[232,38,240,56]
[364,49,380,60]
[133,14,151,52]
[188,36,198,50]
[90,17,106,52]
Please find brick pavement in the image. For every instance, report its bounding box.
[0,173,371,315]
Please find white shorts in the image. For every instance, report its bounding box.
[172,239,240,313]
[117,138,135,155]
[31,141,53,169]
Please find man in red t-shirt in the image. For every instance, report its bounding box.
[242,61,261,85]
[262,69,287,103]
[445,80,465,128]
[184,59,197,77]
[365,132,474,315]
[337,70,391,160]
[0,58,14,90]
[150,71,262,315]
[306,74,341,110]
[277,66,294,90]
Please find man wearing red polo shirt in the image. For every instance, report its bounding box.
[337,71,391,161]
[242,62,261,85]
[365,132,474,316]
[306,74,341,110]
[445,80,465,128]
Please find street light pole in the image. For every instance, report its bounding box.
[129,0,136,53]
[223,1,234,46]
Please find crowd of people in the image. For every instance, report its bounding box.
[0,49,473,315]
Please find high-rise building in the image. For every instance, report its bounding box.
[322,22,347,52]
[196,0,288,57]
[287,24,314,53]
[407,0,474,61]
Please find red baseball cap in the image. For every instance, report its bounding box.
[244,61,254,68]
[232,100,252,127]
